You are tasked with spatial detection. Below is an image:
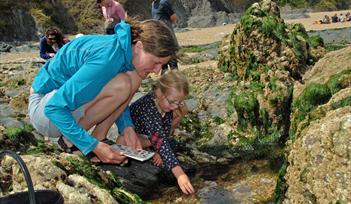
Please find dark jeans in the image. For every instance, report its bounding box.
[161,59,178,74]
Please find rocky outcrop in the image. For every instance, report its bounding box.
[285,106,351,203]
[0,6,37,42]
[216,0,325,153]
[0,153,142,203]
[172,0,257,28]
[0,0,101,42]
[284,46,351,203]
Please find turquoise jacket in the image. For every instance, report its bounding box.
[32,21,134,155]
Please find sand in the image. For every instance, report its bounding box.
[176,9,351,46]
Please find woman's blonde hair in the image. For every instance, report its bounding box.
[154,70,189,96]
[127,18,179,58]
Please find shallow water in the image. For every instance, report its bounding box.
[151,159,279,204]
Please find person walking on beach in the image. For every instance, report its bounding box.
[152,0,179,73]
[97,0,126,34]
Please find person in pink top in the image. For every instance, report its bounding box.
[97,0,126,34]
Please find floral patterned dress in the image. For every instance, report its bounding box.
[130,92,179,171]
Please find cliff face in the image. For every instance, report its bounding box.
[173,0,257,27]
[116,0,257,27]
[0,0,257,42]
[0,1,37,42]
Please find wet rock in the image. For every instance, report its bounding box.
[0,109,25,129]
[100,160,162,199]
[0,42,12,52]
[197,181,239,204]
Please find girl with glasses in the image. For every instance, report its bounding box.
[123,70,195,194]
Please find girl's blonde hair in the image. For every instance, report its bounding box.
[154,70,189,96]
[127,18,179,58]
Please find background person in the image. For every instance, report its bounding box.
[152,0,179,73]
[39,26,69,60]
[339,13,345,22]
[28,19,179,164]
[331,13,339,23]
[320,15,330,24]
[97,0,126,34]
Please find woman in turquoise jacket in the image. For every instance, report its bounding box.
[28,19,178,164]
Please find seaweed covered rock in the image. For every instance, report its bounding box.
[284,46,351,203]
[284,107,351,203]
[0,153,145,204]
[290,47,351,140]
[217,0,325,151]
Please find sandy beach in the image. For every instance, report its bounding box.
[176,9,351,46]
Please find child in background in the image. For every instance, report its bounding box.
[119,70,195,194]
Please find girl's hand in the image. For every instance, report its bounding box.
[172,166,195,194]
[177,174,195,194]
[152,153,163,167]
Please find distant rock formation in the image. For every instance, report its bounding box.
[123,0,257,28]
[0,0,257,42]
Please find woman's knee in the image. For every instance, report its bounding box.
[106,73,132,97]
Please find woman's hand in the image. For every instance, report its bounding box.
[152,153,163,167]
[93,142,127,164]
[123,127,142,150]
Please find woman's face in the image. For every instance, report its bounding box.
[156,87,186,113]
[132,41,171,79]
[46,35,56,45]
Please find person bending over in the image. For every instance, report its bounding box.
[28,18,179,164]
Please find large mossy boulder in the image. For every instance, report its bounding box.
[217,0,325,152]
[0,152,145,204]
[284,46,351,203]
[290,47,351,140]
[284,106,351,203]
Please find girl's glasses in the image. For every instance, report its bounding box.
[162,93,185,108]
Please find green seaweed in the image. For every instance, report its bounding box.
[327,69,351,94]
[331,96,351,109]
